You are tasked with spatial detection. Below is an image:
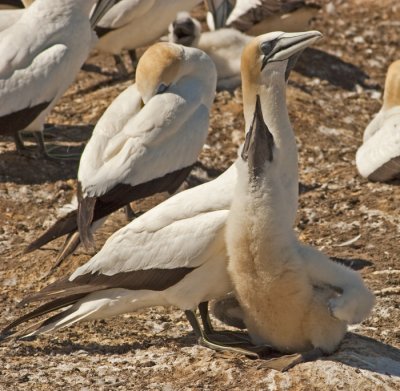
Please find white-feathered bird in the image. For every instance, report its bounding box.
[25,42,217,267]
[225,32,374,367]
[93,0,202,74]
[3,163,248,354]
[206,0,320,35]
[0,0,116,156]
[3,31,363,369]
[356,60,400,182]
[169,12,251,90]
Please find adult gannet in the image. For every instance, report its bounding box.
[3,162,261,357]
[93,0,202,74]
[206,0,320,35]
[0,0,116,156]
[169,12,251,90]
[25,42,218,266]
[225,32,375,365]
[356,60,400,182]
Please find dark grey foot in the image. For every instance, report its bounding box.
[15,130,81,160]
[14,131,44,159]
[114,54,128,76]
[128,50,138,69]
[198,301,251,344]
[185,309,270,358]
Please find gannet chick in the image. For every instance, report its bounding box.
[93,0,201,74]
[206,0,320,35]
[226,32,375,358]
[3,162,264,357]
[356,60,400,182]
[169,12,251,90]
[25,42,217,268]
[0,0,115,157]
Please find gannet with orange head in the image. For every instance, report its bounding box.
[225,31,375,369]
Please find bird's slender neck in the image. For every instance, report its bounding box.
[242,64,299,224]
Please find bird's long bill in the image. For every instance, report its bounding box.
[262,30,322,70]
[90,0,116,28]
[205,0,233,30]
[241,95,274,176]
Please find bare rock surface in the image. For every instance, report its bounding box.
[0,1,399,389]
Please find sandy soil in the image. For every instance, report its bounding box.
[0,0,399,390]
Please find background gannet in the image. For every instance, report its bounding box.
[93,0,202,74]
[169,12,251,90]
[0,0,115,157]
[25,42,218,267]
[226,32,375,366]
[206,0,320,35]
[356,60,400,182]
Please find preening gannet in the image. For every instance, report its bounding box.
[0,0,116,157]
[25,42,218,267]
[206,0,320,35]
[93,0,201,74]
[226,32,375,364]
[356,60,400,182]
[169,12,251,90]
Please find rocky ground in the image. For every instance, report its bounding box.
[0,0,399,390]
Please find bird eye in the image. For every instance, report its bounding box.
[260,39,277,56]
[157,83,169,94]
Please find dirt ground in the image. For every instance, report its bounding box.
[0,0,399,390]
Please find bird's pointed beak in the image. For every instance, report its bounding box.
[261,30,322,70]
[241,95,274,176]
[90,0,116,29]
[205,0,233,30]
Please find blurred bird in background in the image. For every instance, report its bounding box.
[0,0,116,157]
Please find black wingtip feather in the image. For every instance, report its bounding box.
[24,210,79,254]
[2,294,84,336]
